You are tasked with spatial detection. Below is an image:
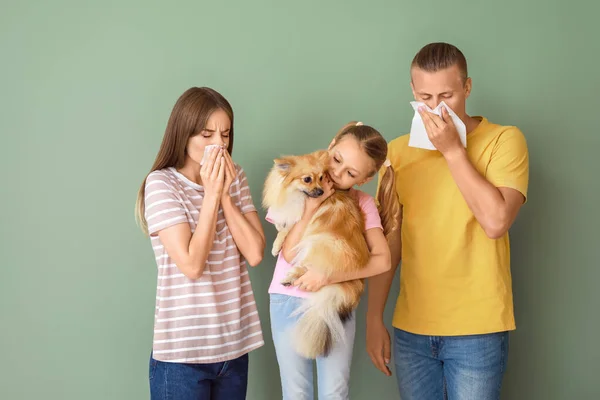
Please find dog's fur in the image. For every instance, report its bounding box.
[262,150,370,359]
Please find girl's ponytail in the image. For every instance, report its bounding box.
[377,162,400,241]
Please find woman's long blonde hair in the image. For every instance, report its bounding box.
[333,122,400,240]
[135,87,234,235]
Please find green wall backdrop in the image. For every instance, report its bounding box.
[1,0,598,399]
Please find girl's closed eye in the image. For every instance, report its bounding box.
[348,171,355,178]
[333,157,341,164]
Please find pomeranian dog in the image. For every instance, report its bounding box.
[262,150,370,359]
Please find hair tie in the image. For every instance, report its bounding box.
[383,159,391,167]
[356,121,363,126]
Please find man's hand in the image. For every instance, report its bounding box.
[366,318,392,376]
[419,106,464,159]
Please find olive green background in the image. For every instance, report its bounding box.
[1,0,598,399]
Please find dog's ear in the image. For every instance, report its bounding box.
[315,150,329,164]
[274,156,295,173]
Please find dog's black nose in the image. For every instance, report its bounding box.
[314,188,324,197]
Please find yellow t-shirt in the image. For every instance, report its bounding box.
[383,116,529,336]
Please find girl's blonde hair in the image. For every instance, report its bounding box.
[333,121,401,240]
[135,87,234,235]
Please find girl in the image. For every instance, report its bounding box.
[266,121,400,399]
[135,87,266,400]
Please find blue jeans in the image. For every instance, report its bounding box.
[270,294,356,400]
[149,352,248,400]
[393,328,509,400]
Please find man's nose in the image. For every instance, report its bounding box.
[424,99,439,110]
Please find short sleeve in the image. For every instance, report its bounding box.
[265,208,276,224]
[356,191,383,231]
[236,166,257,214]
[486,127,530,201]
[144,172,188,236]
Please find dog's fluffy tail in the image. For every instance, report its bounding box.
[290,283,357,359]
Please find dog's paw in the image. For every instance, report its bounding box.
[280,275,295,286]
[271,245,281,257]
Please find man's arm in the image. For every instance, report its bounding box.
[445,150,525,239]
[420,107,528,239]
[366,207,402,376]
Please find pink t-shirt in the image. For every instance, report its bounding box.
[265,189,383,298]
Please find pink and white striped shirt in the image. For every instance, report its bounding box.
[145,166,264,363]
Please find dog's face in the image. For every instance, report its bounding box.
[273,150,329,198]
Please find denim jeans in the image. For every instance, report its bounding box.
[149,352,248,400]
[270,293,356,400]
[393,328,509,400]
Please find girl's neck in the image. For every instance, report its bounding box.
[333,185,353,193]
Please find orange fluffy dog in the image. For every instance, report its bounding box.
[262,150,370,359]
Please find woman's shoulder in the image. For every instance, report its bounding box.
[145,168,179,191]
[147,168,175,183]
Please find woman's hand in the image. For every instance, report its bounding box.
[221,150,237,200]
[293,268,331,292]
[200,146,225,200]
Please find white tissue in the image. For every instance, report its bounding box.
[408,101,467,150]
[200,144,225,165]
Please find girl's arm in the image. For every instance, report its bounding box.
[329,227,391,282]
[221,152,266,266]
[292,227,391,290]
[280,206,317,263]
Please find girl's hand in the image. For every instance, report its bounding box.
[304,175,335,216]
[200,146,225,200]
[293,268,330,292]
[221,150,237,199]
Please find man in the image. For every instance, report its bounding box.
[367,42,529,399]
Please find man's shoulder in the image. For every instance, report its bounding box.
[387,133,410,163]
[478,117,526,142]
[388,133,410,150]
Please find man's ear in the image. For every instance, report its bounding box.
[464,77,472,99]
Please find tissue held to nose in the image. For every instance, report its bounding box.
[200,144,226,165]
[408,101,467,150]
